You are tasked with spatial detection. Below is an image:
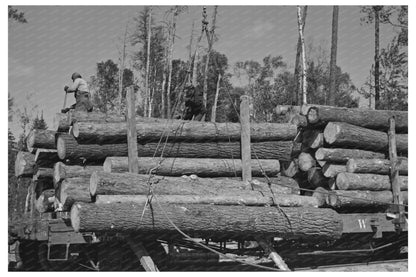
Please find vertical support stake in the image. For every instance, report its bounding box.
[240,95,252,182]
[126,86,139,174]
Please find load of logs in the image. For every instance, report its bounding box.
[277,104,408,213]
[13,110,349,241]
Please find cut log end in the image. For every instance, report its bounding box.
[90,171,99,197]
[71,203,81,232]
[346,159,357,173]
[72,122,80,138]
[53,162,65,185]
[56,135,66,160]
[323,122,339,144]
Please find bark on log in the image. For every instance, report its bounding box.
[67,111,171,125]
[71,202,342,241]
[103,157,280,177]
[35,189,55,213]
[26,129,57,153]
[90,172,298,198]
[298,152,316,172]
[34,149,60,167]
[346,158,407,175]
[324,122,408,154]
[57,133,294,163]
[95,194,320,208]
[57,177,91,211]
[53,162,102,186]
[326,190,408,208]
[53,113,70,132]
[307,167,328,188]
[72,121,298,144]
[34,167,54,180]
[335,172,407,191]
[302,130,323,149]
[315,147,385,163]
[305,105,408,133]
[322,164,346,178]
[15,151,35,177]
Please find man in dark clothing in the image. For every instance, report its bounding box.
[182,85,206,121]
[62,72,93,113]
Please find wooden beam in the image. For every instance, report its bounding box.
[240,95,252,182]
[126,87,139,174]
[126,236,159,272]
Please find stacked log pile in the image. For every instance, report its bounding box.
[278,104,408,213]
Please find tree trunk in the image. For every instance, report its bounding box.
[305,105,408,132]
[328,6,339,106]
[312,187,330,207]
[53,162,102,186]
[57,133,295,162]
[72,121,298,144]
[307,167,328,188]
[335,172,407,191]
[374,6,381,109]
[26,129,56,153]
[326,190,408,208]
[315,147,385,163]
[68,111,172,125]
[53,113,69,132]
[35,168,54,180]
[346,158,407,175]
[71,202,342,241]
[103,156,280,177]
[211,73,221,122]
[324,122,408,154]
[322,164,346,178]
[95,194,320,208]
[294,7,308,105]
[118,23,128,113]
[302,129,323,149]
[35,189,55,213]
[298,152,316,172]
[15,151,35,177]
[57,177,91,211]
[144,7,152,117]
[90,172,298,198]
[297,6,308,105]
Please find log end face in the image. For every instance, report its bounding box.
[56,135,66,160]
[323,122,340,144]
[70,203,81,232]
[90,171,99,197]
[72,122,80,138]
[103,158,112,173]
[346,159,356,173]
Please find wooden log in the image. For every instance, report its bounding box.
[281,159,299,178]
[14,151,35,177]
[71,202,343,240]
[322,164,346,178]
[240,95,252,182]
[335,172,407,191]
[90,172,298,198]
[53,162,102,186]
[274,105,301,115]
[324,122,408,154]
[312,187,330,207]
[35,189,55,213]
[326,190,408,208]
[95,194,321,208]
[302,130,323,149]
[315,147,385,163]
[53,113,70,132]
[103,157,280,178]
[26,129,57,153]
[305,105,408,132]
[307,167,328,188]
[57,177,91,211]
[34,168,54,180]
[126,87,139,174]
[34,149,60,167]
[346,158,408,175]
[72,120,298,144]
[57,133,294,163]
[298,152,316,172]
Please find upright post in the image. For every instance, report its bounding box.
[240,95,252,182]
[388,117,405,231]
[126,86,139,173]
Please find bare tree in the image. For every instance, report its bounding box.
[144,6,152,117]
[118,22,129,113]
[211,73,221,122]
[293,6,307,105]
[373,6,382,110]
[297,6,308,105]
[328,6,339,106]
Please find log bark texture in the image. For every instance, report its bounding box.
[57,133,294,162]
[305,105,408,132]
[103,157,280,177]
[67,111,171,125]
[15,151,35,177]
[34,149,60,167]
[346,158,407,175]
[95,194,320,208]
[57,177,91,211]
[72,121,298,144]
[90,172,298,198]
[53,113,70,132]
[322,164,346,178]
[26,129,56,153]
[71,202,343,241]
[298,152,316,172]
[53,162,102,186]
[34,168,54,180]
[326,190,408,208]
[324,122,408,154]
[35,189,55,213]
[315,148,385,163]
[335,172,407,191]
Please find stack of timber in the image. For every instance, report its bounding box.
[277,104,408,213]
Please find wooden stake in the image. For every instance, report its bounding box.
[240,95,252,182]
[126,236,159,272]
[126,87,139,174]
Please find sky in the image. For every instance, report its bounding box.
[8,5,403,136]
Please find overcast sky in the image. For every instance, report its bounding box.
[8,5,402,136]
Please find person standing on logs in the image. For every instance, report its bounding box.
[182,84,206,121]
[62,72,93,113]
